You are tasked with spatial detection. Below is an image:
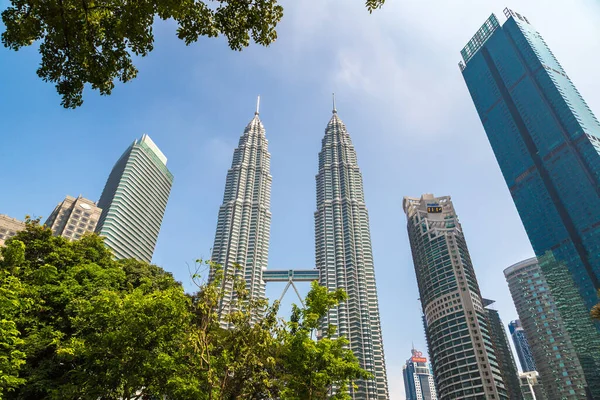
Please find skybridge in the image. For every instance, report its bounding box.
[262,269,320,306]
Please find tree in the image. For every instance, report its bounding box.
[57,287,191,399]
[0,220,368,399]
[1,0,385,109]
[163,261,284,400]
[0,254,27,397]
[1,219,187,399]
[278,282,370,400]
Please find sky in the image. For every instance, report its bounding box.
[1,0,600,398]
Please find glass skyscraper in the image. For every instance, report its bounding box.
[508,320,536,373]
[402,348,437,400]
[314,104,388,399]
[96,135,173,263]
[460,9,600,397]
[403,194,508,400]
[210,102,272,328]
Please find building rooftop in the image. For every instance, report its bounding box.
[503,257,537,276]
[139,134,167,166]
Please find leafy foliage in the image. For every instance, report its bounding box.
[1,0,385,109]
[0,219,367,399]
[0,258,27,397]
[278,282,371,400]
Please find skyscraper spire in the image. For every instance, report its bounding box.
[315,106,389,399]
[210,99,272,328]
[332,92,337,114]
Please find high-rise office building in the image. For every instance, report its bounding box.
[519,372,547,400]
[460,9,600,396]
[314,103,388,399]
[403,194,508,400]
[210,100,272,327]
[508,320,536,373]
[0,214,25,246]
[96,134,173,263]
[402,348,437,400]
[44,195,102,240]
[483,299,522,400]
[504,258,588,399]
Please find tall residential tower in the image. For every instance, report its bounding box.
[460,9,600,396]
[504,258,588,399]
[96,135,173,263]
[314,104,388,399]
[403,194,508,400]
[483,299,522,400]
[210,100,272,327]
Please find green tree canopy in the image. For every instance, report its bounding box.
[0,258,27,397]
[0,219,367,399]
[1,0,385,109]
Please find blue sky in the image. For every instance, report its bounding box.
[1,0,600,398]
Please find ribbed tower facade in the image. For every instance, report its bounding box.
[314,105,388,399]
[96,135,173,263]
[211,104,272,327]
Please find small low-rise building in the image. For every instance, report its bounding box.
[45,195,102,241]
[0,214,26,246]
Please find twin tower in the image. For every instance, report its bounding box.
[209,97,389,399]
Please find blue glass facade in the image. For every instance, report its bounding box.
[461,9,600,397]
[508,320,536,373]
[403,361,417,400]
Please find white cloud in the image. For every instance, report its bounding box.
[264,0,600,143]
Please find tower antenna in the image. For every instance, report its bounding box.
[255,95,260,115]
[332,92,337,114]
